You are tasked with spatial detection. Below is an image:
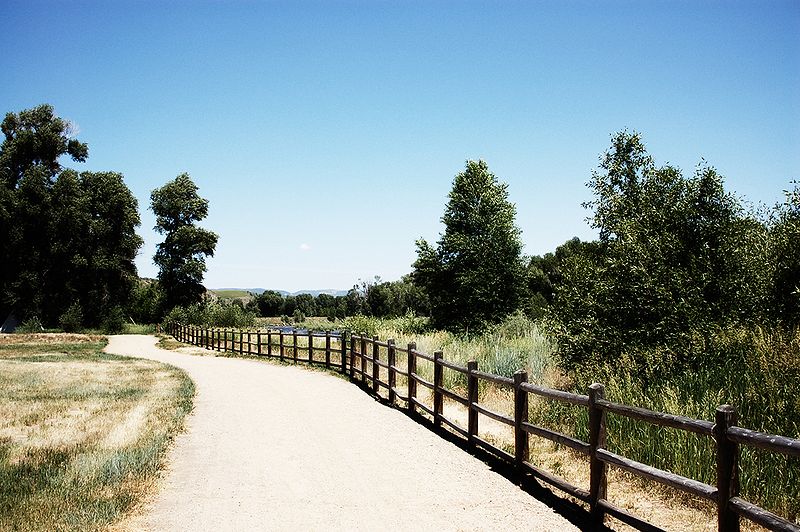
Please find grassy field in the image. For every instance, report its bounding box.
[0,334,194,531]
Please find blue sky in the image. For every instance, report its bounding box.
[2,0,798,291]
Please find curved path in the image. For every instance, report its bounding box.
[105,335,578,531]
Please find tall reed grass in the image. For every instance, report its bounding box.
[333,315,799,521]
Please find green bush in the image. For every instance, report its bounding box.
[58,303,84,332]
[102,306,126,334]
[17,316,44,333]
[162,301,256,330]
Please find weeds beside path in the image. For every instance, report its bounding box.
[106,335,579,531]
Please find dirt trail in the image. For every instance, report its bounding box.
[105,335,579,531]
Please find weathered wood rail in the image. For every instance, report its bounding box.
[169,323,799,531]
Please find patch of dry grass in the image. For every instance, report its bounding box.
[0,334,194,531]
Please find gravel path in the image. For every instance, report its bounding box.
[105,335,579,531]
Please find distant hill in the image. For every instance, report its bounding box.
[212,288,349,297]
[210,289,254,299]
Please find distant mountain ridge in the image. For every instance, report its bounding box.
[213,288,349,297]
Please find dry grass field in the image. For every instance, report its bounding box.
[0,334,194,531]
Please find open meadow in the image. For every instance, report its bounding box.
[0,334,194,531]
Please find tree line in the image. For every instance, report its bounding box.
[410,132,799,374]
[3,103,797,358]
[0,104,216,331]
[248,276,428,322]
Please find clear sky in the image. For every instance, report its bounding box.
[2,0,798,292]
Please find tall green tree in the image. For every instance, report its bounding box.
[1,105,88,319]
[151,173,218,310]
[551,131,767,368]
[0,105,141,327]
[770,182,800,327]
[412,160,526,333]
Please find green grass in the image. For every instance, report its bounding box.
[545,326,800,522]
[0,334,195,531]
[122,323,156,334]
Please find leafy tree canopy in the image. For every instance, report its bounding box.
[151,173,218,310]
[550,131,768,369]
[0,104,141,328]
[413,160,526,333]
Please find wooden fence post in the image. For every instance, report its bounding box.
[279,331,285,361]
[360,335,367,385]
[387,339,396,405]
[293,329,298,363]
[349,334,356,380]
[407,342,417,414]
[308,331,314,362]
[267,330,272,357]
[372,336,380,394]
[514,370,529,470]
[715,405,740,532]
[433,351,443,428]
[257,331,261,356]
[340,333,347,374]
[247,330,252,354]
[468,360,478,447]
[239,330,244,355]
[325,331,331,368]
[588,383,608,523]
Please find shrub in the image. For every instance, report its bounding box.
[59,303,84,332]
[102,306,126,334]
[17,316,44,333]
[161,301,255,330]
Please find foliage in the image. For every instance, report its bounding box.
[769,181,800,327]
[540,324,800,521]
[162,300,255,329]
[151,173,218,311]
[549,131,768,368]
[102,305,127,334]
[58,303,83,333]
[252,277,428,321]
[126,278,167,324]
[254,290,285,316]
[413,160,526,333]
[15,317,43,333]
[0,104,142,329]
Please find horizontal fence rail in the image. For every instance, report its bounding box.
[169,323,799,532]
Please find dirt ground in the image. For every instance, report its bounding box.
[105,335,580,531]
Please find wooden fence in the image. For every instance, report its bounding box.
[169,323,799,532]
